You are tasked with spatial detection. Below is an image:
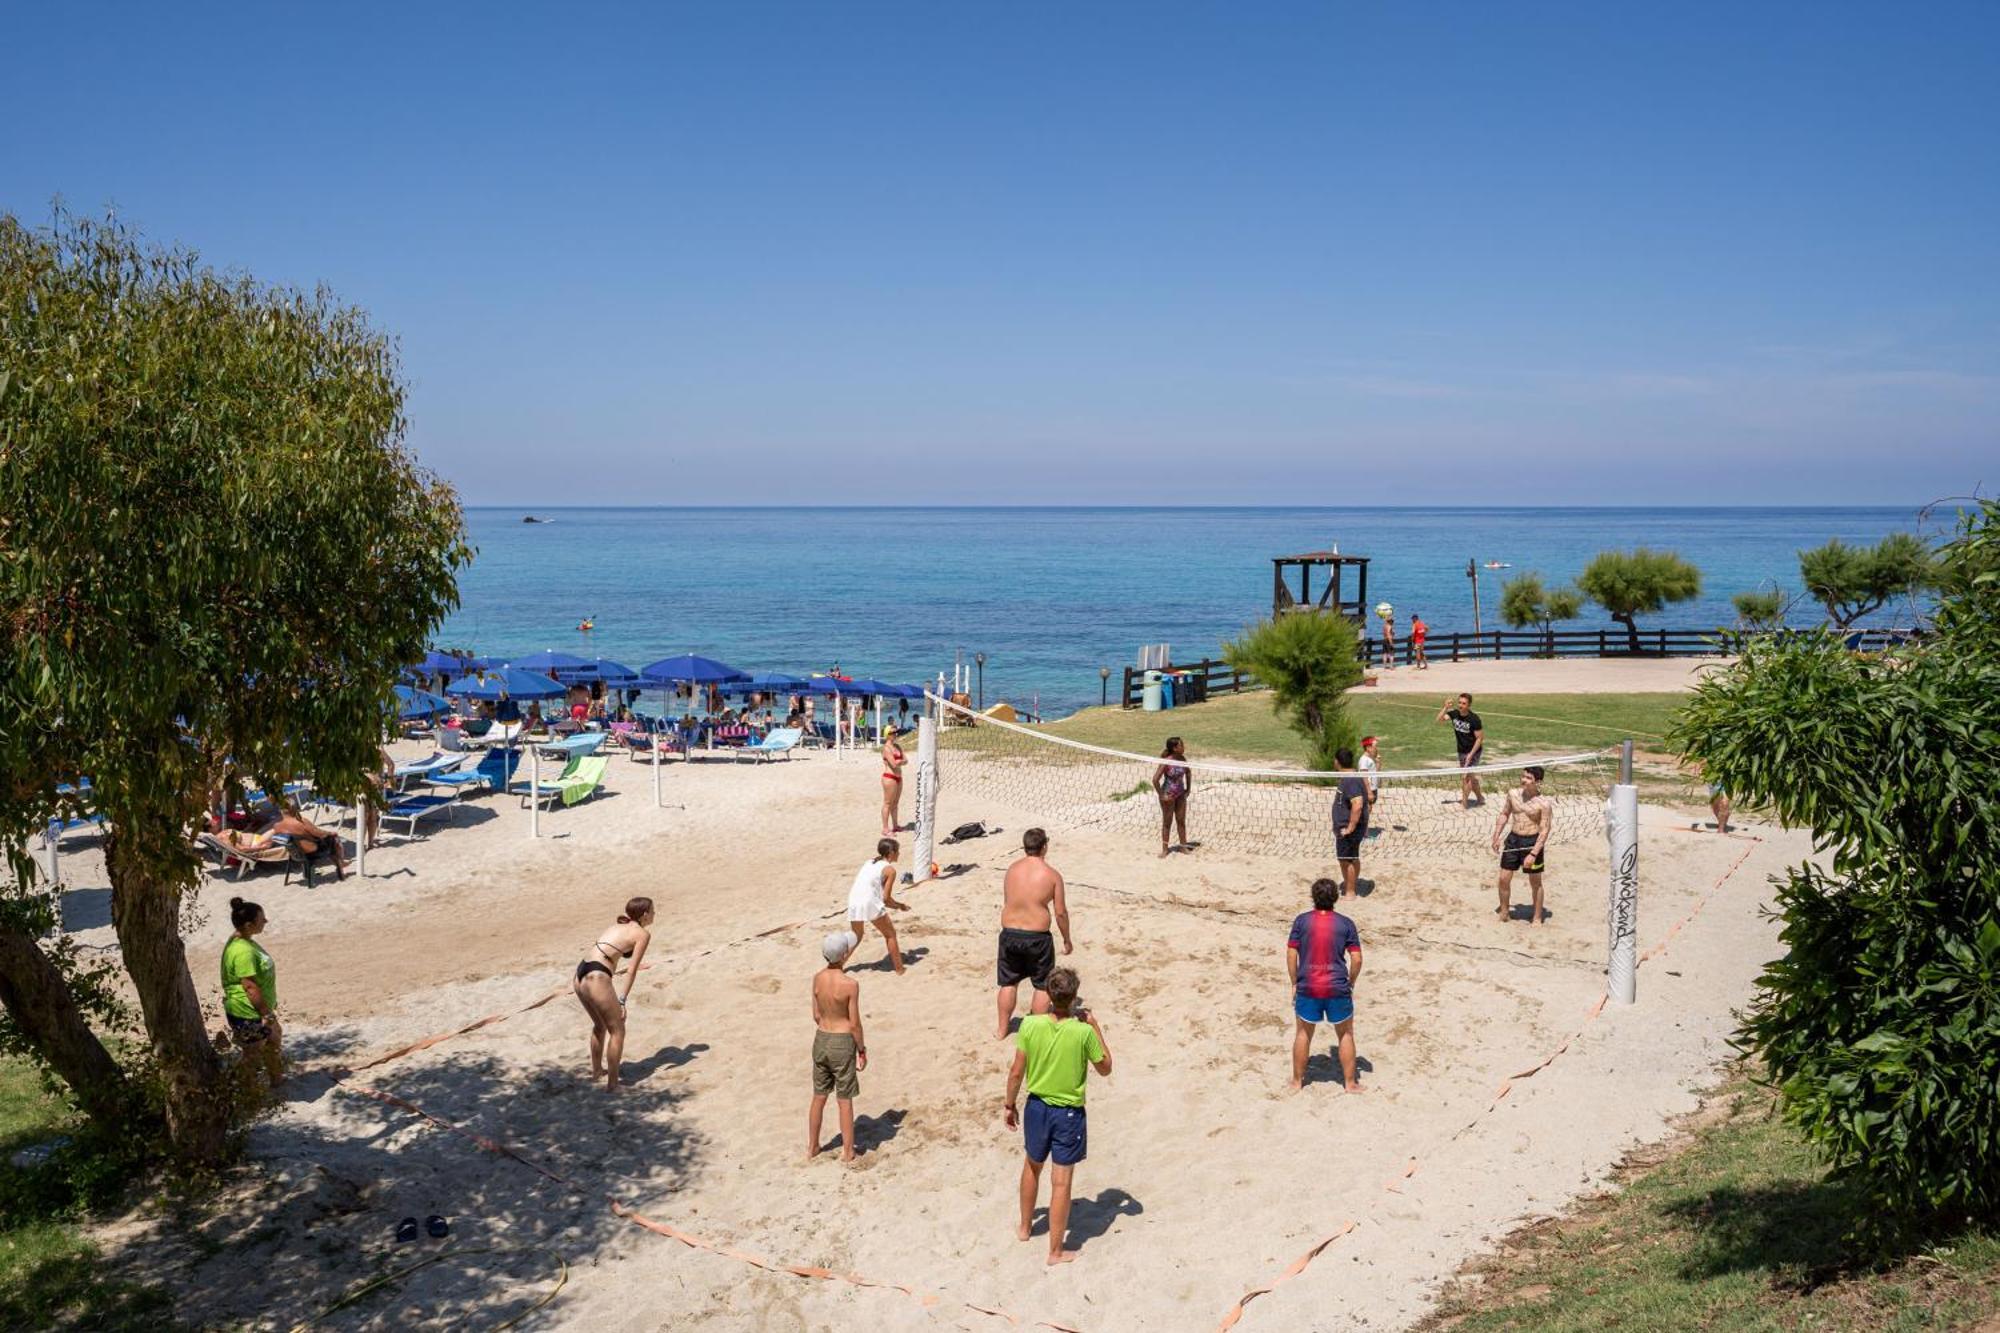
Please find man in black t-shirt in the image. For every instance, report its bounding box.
[1434,693,1486,809]
[1330,747,1370,898]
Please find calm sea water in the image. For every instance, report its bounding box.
[440,506,1934,716]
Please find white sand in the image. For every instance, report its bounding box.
[48,694,1790,1330]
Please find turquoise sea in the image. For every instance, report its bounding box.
[441,506,1936,716]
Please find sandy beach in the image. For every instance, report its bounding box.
[44,663,1792,1331]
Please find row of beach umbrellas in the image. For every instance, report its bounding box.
[397,652,926,719]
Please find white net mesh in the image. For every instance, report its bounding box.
[929,695,1614,859]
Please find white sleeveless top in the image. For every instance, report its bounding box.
[847,858,888,921]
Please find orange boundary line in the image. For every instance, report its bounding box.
[341,1080,1080,1330]
[1212,833,1765,1331]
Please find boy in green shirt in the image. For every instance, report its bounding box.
[1003,966,1112,1265]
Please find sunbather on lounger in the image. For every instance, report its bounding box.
[267,805,346,880]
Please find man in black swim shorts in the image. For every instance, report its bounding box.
[996,828,1073,1039]
[1490,765,1553,924]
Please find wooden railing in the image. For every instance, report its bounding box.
[1117,627,1917,708]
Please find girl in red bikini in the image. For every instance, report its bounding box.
[881,727,907,835]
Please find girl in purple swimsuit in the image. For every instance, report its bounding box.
[1154,736,1192,857]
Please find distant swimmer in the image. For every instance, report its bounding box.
[806,931,868,1162]
[1436,693,1486,809]
[573,896,655,1093]
[996,828,1071,1039]
[1491,766,1553,924]
[848,837,908,974]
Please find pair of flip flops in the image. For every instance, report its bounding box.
[395,1215,449,1242]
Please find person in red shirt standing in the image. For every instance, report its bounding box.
[1410,613,1429,670]
[1286,878,1364,1093]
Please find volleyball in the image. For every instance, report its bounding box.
[1375,601,1394,620]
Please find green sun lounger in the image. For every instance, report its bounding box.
[516,754,609,808]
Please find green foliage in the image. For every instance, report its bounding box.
[1671,500,2000,1232]
[0,208,470,1149]
[1222,613,1362,770]
[1798,532,1936,629]
[1499,572,1584,640]
[1577,548,1702,650]
[1731,588,1787,630]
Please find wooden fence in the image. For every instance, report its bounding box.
[1117,626,1917,708]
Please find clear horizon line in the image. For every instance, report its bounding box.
[461,501,1939,512]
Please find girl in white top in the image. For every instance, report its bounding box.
[847,837,908,975]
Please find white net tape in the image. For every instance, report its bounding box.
[929,694,1614,859]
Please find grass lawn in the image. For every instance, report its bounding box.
[1044,689,1692,772]
[1421,1070,2000,1332]
[0,1057,178,1331]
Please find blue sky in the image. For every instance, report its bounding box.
[5,4,1995,504]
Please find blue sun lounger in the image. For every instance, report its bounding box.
[733,727,802,763]
[425,750,517,797]
[380,793,459,839]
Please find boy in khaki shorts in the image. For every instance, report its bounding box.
[807,931,869,1162]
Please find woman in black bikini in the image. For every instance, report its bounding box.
[1154,736,1192,857]
[880,727,907,835]
[573,896,655,1093]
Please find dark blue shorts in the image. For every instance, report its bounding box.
[1294,995,1354,1025]
[1023,1095,1087,1166]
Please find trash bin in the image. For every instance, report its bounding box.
[1141,670,1163,712]
[1160,674,1176,709]
[1182,672,1207,704]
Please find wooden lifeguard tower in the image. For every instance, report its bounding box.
[1273,548,1372,621]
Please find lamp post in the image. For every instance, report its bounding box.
[1099,665,1110,707]
[975,652,986,710]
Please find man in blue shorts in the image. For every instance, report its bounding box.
[1003,966,1112,1265]
[1288,877,1364,1093]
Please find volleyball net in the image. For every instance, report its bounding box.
[922,694,1615,860]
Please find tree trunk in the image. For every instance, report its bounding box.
[1615,613,1641,654]
[0,921,136,1128]
[104,824,231,1164]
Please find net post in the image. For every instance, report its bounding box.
[1605,738,1638,1004]
[356,792,367,878]
[911,712,939,883]
[529,743,540,839]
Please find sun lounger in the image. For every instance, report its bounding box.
[536,731,605,760]
[734,727,802,763]
[379,793,459,838]
[197,831,307,883]
[465,721,523,749]
[515,754,609,808]
[393,752,466,788]
[426,750,517,796]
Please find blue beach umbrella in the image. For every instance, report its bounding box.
[725,670,807,696]
[443,666,567,701]
[420,650,492,674]
[511,649,595,677]
[573,657,642,688]
[394,684,451,720]
[638,654,750,685]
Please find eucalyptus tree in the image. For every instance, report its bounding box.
[1,210,469,1161]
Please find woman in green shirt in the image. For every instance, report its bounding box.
[221,897,283,1088]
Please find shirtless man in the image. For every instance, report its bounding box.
[1490,765,1553,924]
[996,828,1072,1039]
[267,804,346,880]
[807,932,868,1162]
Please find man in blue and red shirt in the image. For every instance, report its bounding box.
[1287,877,1364,1093]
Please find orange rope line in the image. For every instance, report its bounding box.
[341,1080,1080,1329]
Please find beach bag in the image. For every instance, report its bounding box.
[942,821,993,845]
